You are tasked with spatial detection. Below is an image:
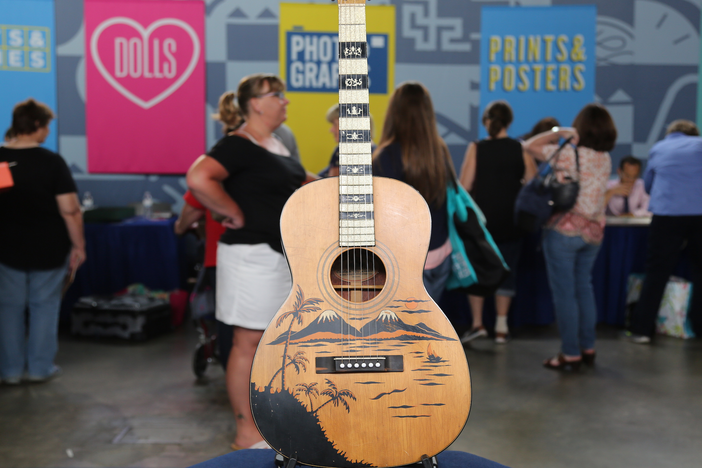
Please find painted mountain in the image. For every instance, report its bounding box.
[267,309,455,345]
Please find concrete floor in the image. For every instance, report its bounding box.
[1,323,700,468]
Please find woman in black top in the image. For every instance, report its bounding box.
[0,99,85,384]
[458,101,536,344]
[187,74,306,450]
[373,82,456,303]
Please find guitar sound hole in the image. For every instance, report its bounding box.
[330,248,386,303]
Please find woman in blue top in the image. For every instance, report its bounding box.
[372,82,456,302]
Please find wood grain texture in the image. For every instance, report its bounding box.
[250,177,471,468]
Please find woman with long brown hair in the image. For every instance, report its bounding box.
[372,81,456,302]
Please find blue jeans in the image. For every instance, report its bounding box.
[0,261,67,380]
[423,255,452,304]
[542,230,601,357]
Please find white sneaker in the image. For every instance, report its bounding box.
[249,440,272,449]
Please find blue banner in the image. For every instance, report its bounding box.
[0,0,57,151]
[479,6,596,139]
[286,31,388,94]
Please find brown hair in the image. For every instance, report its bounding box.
[666,119,699,136]
[572,103,617,152]
[211,74,285,131]
[482,100,513,138]
[11,98,54,136]
[524,116,560,140]
[373,81,455,206]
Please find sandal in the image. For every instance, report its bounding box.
[581,350,596,366]
[543,353,581,372]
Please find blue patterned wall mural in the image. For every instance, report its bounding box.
[29,0,702,208]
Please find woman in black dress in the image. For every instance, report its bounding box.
[458,101,536,344]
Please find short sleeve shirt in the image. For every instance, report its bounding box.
[207,135,306,253]
[0,146,77,269]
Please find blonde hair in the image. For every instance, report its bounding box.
[211,74,285,132]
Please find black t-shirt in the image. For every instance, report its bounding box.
[208,135,306,253]
[0,146,77,270]
[470,138,525,243]
[373,142,449,251]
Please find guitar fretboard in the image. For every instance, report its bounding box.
[338,0,374,247]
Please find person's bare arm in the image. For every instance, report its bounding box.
[186,155,245,229]
[522,127,578,161]
[56,192,86,272]
[174,203,205,235]
[458,143,477,192]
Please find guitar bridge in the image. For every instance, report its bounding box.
[316,355,403,374]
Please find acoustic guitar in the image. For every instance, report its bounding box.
[249,1,471,466]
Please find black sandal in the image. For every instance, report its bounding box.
[543,353,581,372]
[581,350,596,366]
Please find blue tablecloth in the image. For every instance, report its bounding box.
[61,216,186,320]
[441,224,690,329]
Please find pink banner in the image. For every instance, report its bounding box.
[85,0,205,174]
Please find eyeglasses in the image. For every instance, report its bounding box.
[255,91,286,100]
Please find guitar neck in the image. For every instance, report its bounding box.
[338,0,374,248]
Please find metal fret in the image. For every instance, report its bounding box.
[339,5,366,26]
[340,211,374,220]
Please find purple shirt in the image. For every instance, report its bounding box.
[605,178,651,217]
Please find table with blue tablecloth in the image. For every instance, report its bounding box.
[440,218,691,330]
[61,216,188,320]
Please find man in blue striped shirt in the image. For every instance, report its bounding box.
[624,120,702,343]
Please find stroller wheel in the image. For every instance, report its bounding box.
[193,343,208,378]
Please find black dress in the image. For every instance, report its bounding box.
[470,138,525,243]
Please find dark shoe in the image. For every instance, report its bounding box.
[581,351,596,366]
[460,326,488,344]
[620,331,651,345]
[543,353,581,372]
[27,366,62,383]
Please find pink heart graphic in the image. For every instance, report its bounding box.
[90,17,201,109]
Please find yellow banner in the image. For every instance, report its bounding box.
[280,3,395,174]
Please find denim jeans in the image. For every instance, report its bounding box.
[0,261,67,380]
[423,254,452,304]
[542,230,601,357]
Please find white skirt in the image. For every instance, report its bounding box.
[215,242,292,329]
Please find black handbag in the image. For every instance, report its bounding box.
[514,138,580,233]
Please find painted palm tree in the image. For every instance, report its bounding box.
[313,379,357,415]
[266,351,309,391]
[275,285,323,391]
[294,381,320,412]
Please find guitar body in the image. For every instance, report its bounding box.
[250,177,471,468]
